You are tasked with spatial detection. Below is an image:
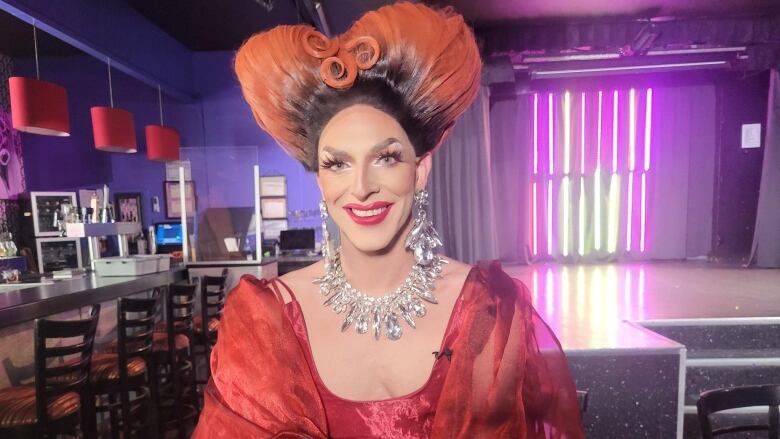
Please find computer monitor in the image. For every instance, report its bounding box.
[279,229,315,252]
[155,222,183,246]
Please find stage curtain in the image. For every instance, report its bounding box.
[750,69,780,268]
[488,84,716,263]
[427,86,500,263]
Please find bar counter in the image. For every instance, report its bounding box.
[0,267,187,329]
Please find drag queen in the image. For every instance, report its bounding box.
[193,3,583,438]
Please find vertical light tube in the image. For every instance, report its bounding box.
[547,179,553,255]
[640,173,647,252]
[612,90,619,173]
[642,88,653,253]
[608,173,620,253]
[578,93,586,256]
[578,177,586,256]
[532,269,539,305]
[626,172,634,252]
[564,91,571,175]
[581,92,586,175]
[595,91,603,251]
[533,93,539,175]
[562,176,570,257]
[629,88,637,171]
[532,93,539,256]
[644,89,653,172]
[532,182,538,255]
[548,93,554,176]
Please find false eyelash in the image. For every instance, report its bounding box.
[320,158,345,170]
[378,150,403,162]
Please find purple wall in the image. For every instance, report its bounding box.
[193,51,321,231]
[15,54,203,227]
[15,51,321,232]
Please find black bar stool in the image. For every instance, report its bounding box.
[697,384,780,438]
[195,270,228,384]
[154,283,199,437]
[91,292,160,439]
[0,304,100,438]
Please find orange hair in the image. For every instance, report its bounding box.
[234,2,481,171]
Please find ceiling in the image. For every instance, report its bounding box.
[0,8,83,58]
[127,0,780,51]
[439,0,780,23]
[1,0,778,58]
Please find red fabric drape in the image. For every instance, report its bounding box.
[193,261,584,438]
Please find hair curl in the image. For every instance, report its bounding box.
[234,2,481,171]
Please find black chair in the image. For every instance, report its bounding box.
[0,304,100,438]
[195,270,228,383]
[154,283,199,437]
[697,384,780,439]
[91,292,160,439]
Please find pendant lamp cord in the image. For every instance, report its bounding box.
[32,20,40,80]
[158,84,164,126]
[107,58,114,108]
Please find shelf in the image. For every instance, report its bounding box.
[65,222,142,238]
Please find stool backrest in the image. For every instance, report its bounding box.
[117,292,160,374]
[697,384,780,439]
[34,304,101,430]
[200,271,228,338]
[166,283,197,336]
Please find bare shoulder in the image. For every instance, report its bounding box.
[276,259,325,304]
[439,257,474,290]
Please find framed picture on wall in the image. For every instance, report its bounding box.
[261,197,287,219]
[115,192,143,224]
[164,181,196,219]
[260,175,287,197]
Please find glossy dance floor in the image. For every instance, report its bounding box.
[502,262,780,352]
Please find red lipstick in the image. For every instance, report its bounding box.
[343,201,393,225]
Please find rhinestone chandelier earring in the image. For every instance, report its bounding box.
[404,189,443,266]
[319,200,333,265]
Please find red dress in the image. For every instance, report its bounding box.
[193,261,584,439]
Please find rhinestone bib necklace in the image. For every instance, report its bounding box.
[312,249,446,341]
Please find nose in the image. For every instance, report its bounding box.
[350,164,380,201]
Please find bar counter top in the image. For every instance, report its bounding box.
[0,267,187,328]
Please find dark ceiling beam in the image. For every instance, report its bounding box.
[0,0,197,101]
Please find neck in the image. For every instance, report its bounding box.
[337,214,416,296]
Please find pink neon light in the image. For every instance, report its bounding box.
[547,179,553,255]
[626,172,634,252]
[640,173,647,252]
[612,90,618,173]
[533,93,539,175]
[629,88,636,171]
[644,89,653,171]
[597,91,603,166]
[548,93,554,176]
[581,92,585,175]
[532,182,538,255]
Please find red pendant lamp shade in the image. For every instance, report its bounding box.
[9,77,70,136]
[145,125,181,161]
[91,106,137,153]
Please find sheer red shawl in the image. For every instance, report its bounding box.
[192,261,584,438]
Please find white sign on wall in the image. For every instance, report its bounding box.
[741,123,762,149]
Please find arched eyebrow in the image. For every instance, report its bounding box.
[321,137,403,161]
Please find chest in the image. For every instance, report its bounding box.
[297,291,461,401]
